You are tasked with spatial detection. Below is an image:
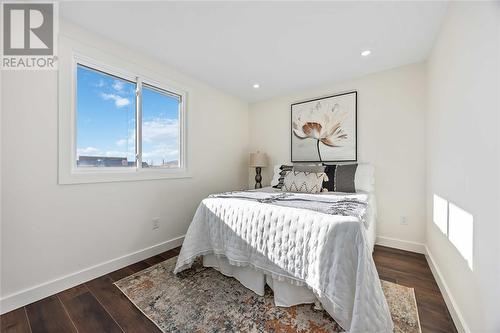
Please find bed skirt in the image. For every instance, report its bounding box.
[203,254,323,308]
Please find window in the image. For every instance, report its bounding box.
[76,65,137,168]
[76,63,183,171]
[58,50,187,184]
[141,84,181,168]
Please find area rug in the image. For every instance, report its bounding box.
[115,257,421,333]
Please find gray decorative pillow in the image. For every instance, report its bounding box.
[293,164,326,173]
[282,171,328,193]
[334,164,358,192]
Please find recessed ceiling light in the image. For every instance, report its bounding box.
[361,50,371,57]
[253,83,260,89]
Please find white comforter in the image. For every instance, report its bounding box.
[174,192,394,333]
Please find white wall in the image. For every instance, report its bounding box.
[426,2,500,332]
[0,21,249,310]
[248,63,427,246]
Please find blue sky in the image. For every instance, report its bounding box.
[76,65,180,167]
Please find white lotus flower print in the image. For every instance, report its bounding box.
[292,102,348,161]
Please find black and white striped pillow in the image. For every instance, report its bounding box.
[323,163,358,193]
[272,165,293,189]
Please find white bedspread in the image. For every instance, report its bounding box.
[174,192,393,333]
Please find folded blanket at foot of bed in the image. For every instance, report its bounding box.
[209,191,369,224]
[174,194,394,333]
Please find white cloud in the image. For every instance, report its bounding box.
[115,138,127,147]
[104,150,133,158]
[141,118,179,166]
[77,146,101,156]
[95,79,105,88]
[143,146,178,159]
[112,80,125,92]
[142,118,179,143]
[116,130,135,147]
[142,144,179,166]
[101,93,130,108]
[113,118,180,166]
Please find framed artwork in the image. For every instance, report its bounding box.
[291,91,357,162]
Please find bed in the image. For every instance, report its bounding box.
[174,167,393,333]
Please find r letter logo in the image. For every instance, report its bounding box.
[2,2,58,70]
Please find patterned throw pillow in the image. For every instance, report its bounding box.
[270,165,282,187]
[272,165,293,189]
[281,171,328,193]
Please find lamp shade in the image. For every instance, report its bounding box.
[249,151,268,167]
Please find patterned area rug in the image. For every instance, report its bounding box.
[115,256,421,333]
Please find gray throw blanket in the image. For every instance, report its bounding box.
[209,191,368,222]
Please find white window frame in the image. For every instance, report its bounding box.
[59,40,189,184]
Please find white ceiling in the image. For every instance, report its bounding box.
[61,1,448,102]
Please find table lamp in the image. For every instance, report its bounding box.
[249,151,268,189]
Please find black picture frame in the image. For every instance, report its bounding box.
[291,91,357,163]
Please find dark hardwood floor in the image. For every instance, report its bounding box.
[1,246,457,333]
[373,246,457,333]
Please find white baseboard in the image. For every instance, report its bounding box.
[425,246,471,333]
[0,235,184,315]
[375,236,426,254]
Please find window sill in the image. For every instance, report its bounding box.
[58,168,191,185]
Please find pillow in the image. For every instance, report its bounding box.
[322,164,337,192]
[323,163,358,193]
[293,163,326,173]
[323,163,375,193]
[354,163,375,193]
[272,165,293,189]
[270,165,282,187]
[334,164,358,192]
[282,171,328,193]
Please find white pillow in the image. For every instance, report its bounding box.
[354,163,375,193]
[282,171,328,193]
